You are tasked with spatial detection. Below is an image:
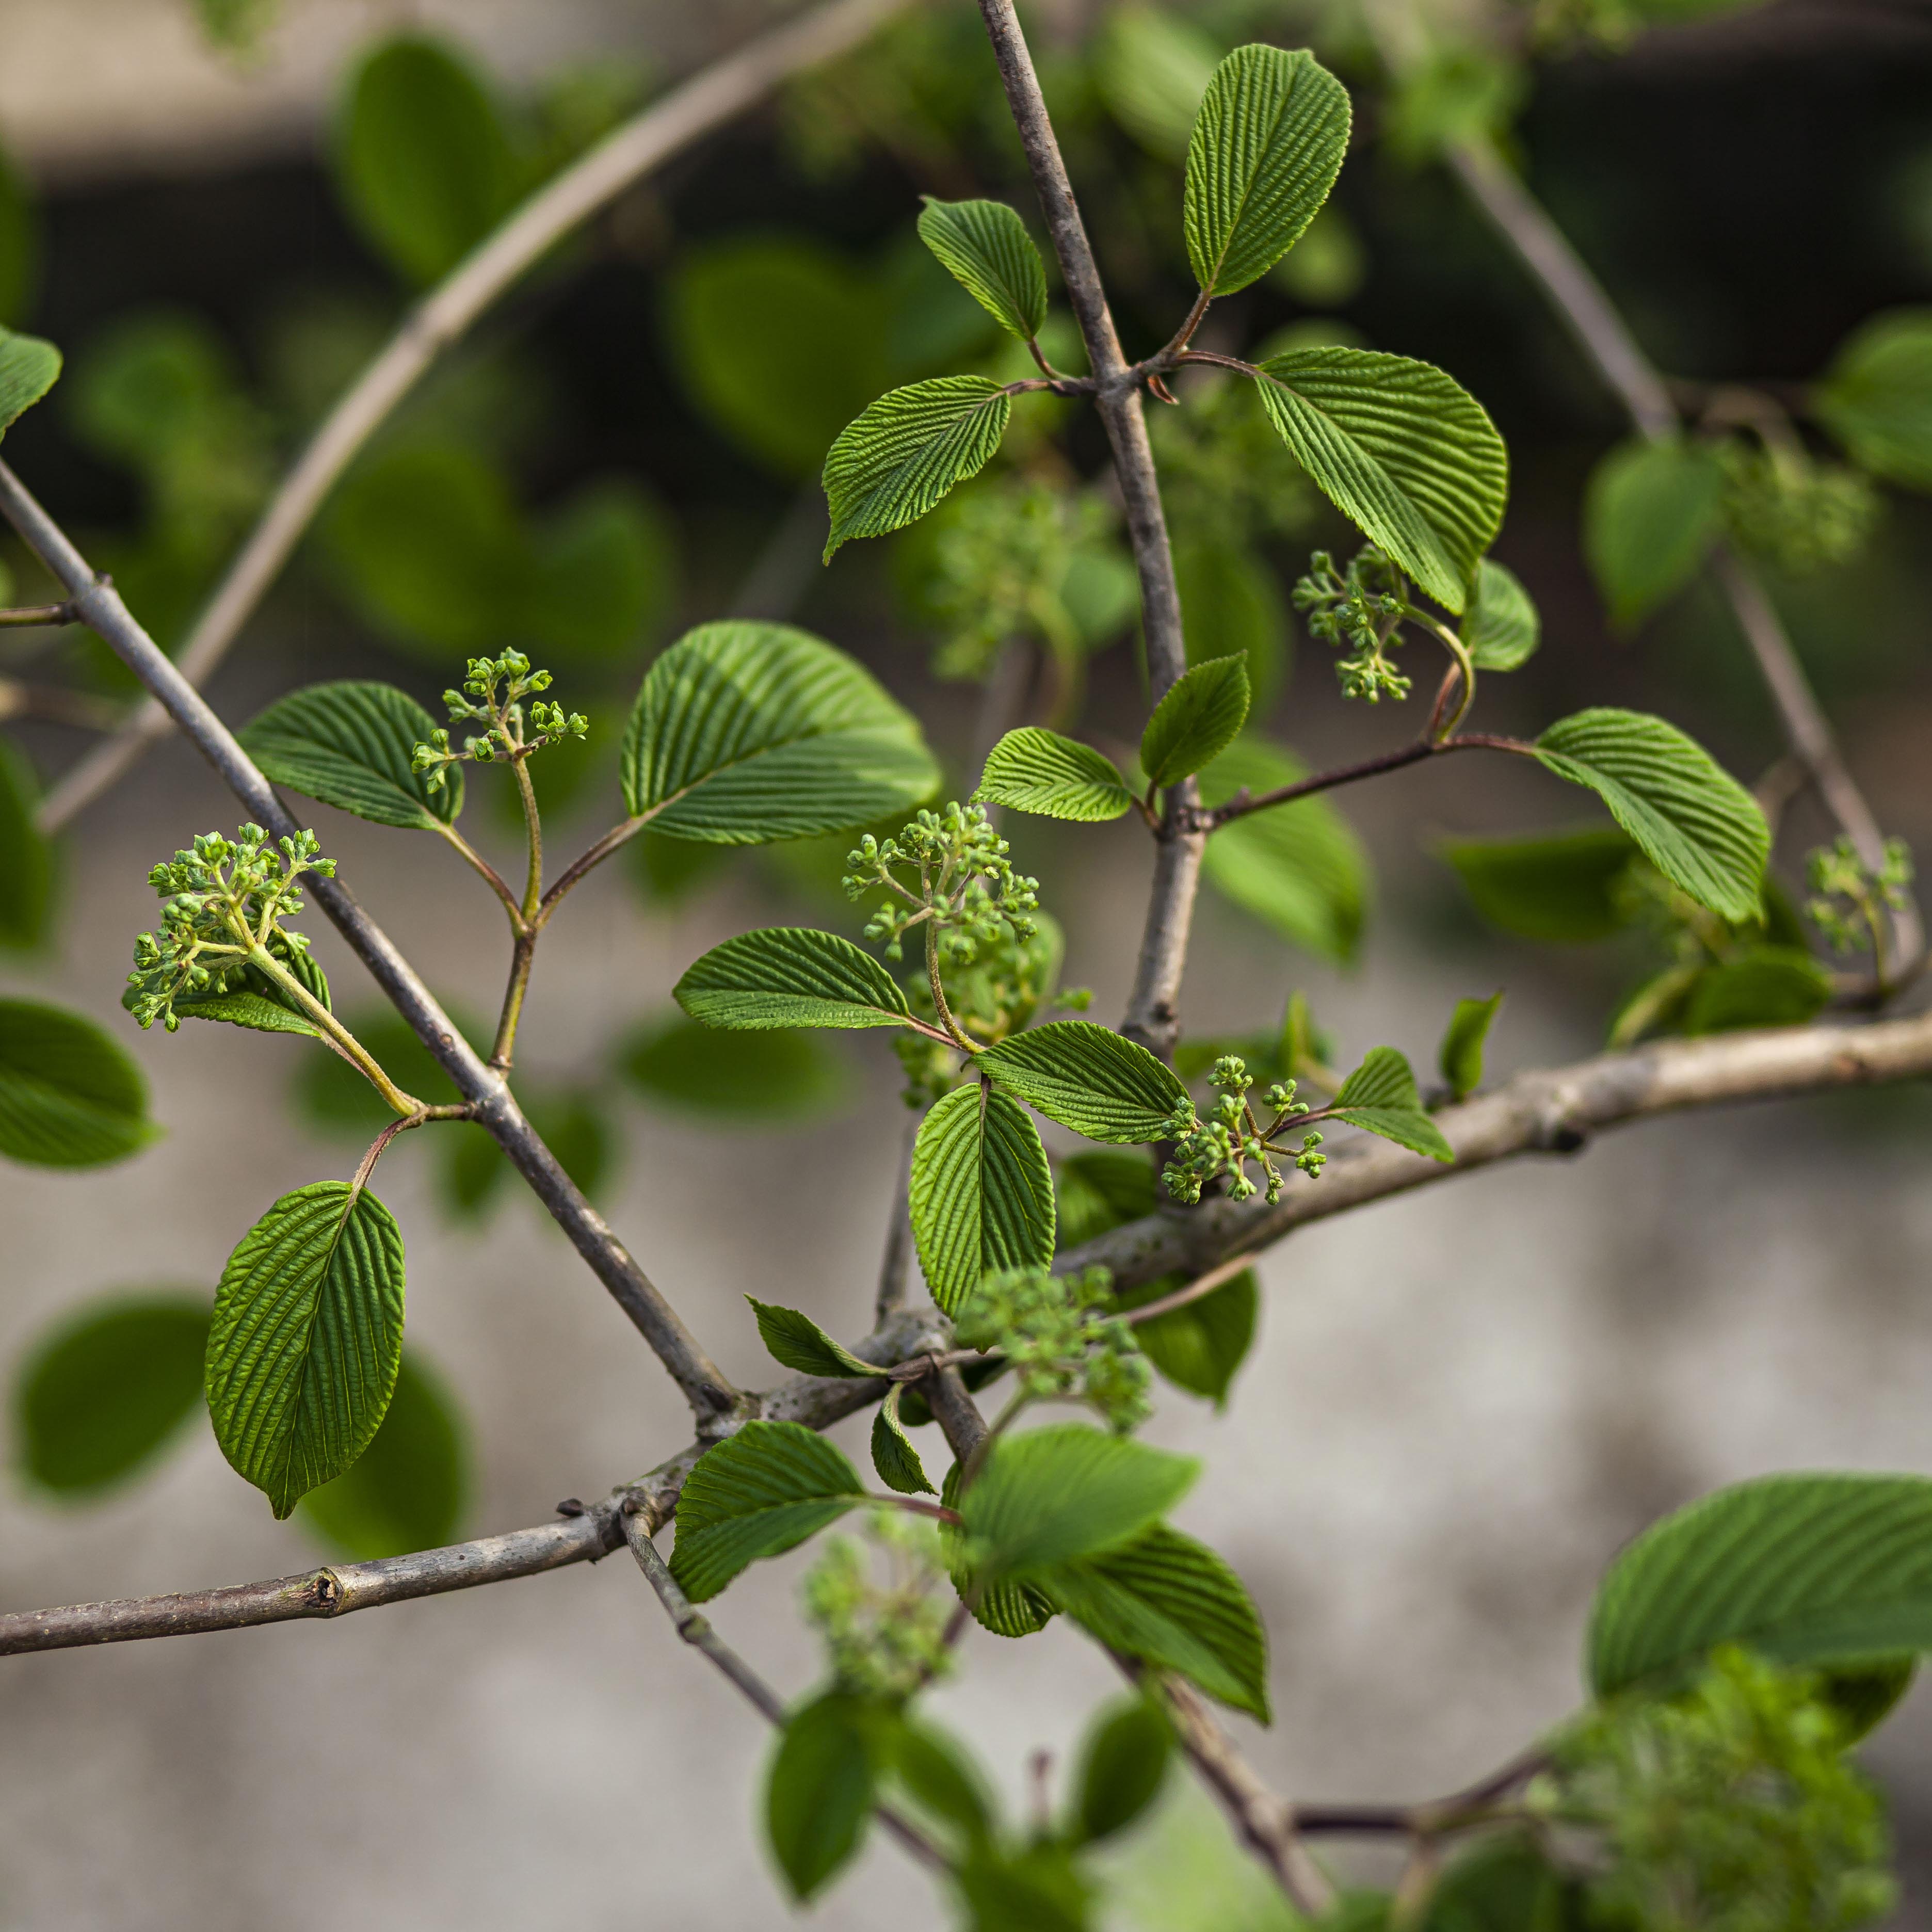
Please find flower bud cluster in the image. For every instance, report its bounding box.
[954,1265,1151,1433]
[1806,835,1914,957]
[843,802,1040,966]
[802,1512,954,1700]
[127,825,332,1032]
[1161,1054,1325,1207]
[410,650,587,792]
[1293,544,1411,703]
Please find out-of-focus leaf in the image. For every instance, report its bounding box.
[0,146,40,327]
[766,1691,877,1902]
[0,1000,158,1168]
[525,479,675,664]
[1584,438,1726,626]
[1173,536,1290,718]
[297,1350,468,1558]
[1054,1150,1155,1251]
[0,737,53,949]
[294,1005,478,1139]
[1439,991,1502,1101]
[1069,1696,1173,1846]
[14,1293,208,1496]
[336,36,520,286]
[1116,1268,1258,1409]
[434,1090,616,1223]
[1679,948,1834,1036]
[1095,7,1220,161]
[621,1013,851,1124]
[1440,826,1640,944]
[1815,309,1932,491]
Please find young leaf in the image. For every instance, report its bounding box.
[1440,826,1639,944]
[1439,991,1502,1102]
[0,737,51,951]
[916,198,1049,341]
[1252,346,1508,613]
[1533,709,1769,925]
[871,1383,935,1497]
[296,1351,468,1559]
[622,1016,851,1125]
[973,728,1132,823]
[0,999,158,1168]
[1679,947,1834,1036]
[622,621,938,842]
[1332,1046,1454,1162]
[746,1296,886,1380]
[1199,739,1369,964]
[669,1419,864,1602]
[1583,438,1727,626]
[0,324,60,437]
[1184,45,1352,297]
[128,949,332,1040]
[1046,1523,1270,1720]
[205,1181,407,1519]
[674,928,911,1033]
[910,1083,1056,1314]
[765,1692,877,1902]
[1814,309,1932,490]
[14,1293,208,1495]
[1115,1268,1257,1409]
[1587,1472,1932,1699]
[822,377,1011,559]
[1462,558,1540,671]
[962,1423,1198,1577]
[1069,1696,1174,1846]
[1139,655,1251,792]
[239,681,461,829]
[336,36,518,286]
[979,1020,1188,1145]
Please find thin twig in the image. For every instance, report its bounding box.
[971,0,1203,1060]
[0,678,123,732]
[1200,732,1532,830]
[0,460,740,1424]
[36,0,915,834]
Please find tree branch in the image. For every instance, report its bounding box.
[1200,732,1530,830]
[0,460,740,1425]
[35,0,915,835]
[970,0,1202,1058]
[1444,134,1922,971]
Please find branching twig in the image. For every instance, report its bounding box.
[35,0,915,835]
[0,460,740,1425]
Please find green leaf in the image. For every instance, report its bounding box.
[669,1418,864,1602]
[1054,1151,1156,1250]
[973,728,1132,823]
[1440,826,1640,944]
[1332,1046,1454,1162]
[0,999,158,1168]
[335,36,519,286]
[1046,1523,1270,1720]
[665,237,886,480]
[880,1713,992,1840]
[206,1180,407,1519]
[1583,438,1726,626]
[674,927,911,1032]
[621,1015,852,1126]
[1587,1472,1932,1699]
[766,1691,876,1902]
[0,147,40,327]
[0,735,53,950]
[1115,1268,1257,1409]
[523,478,675,666]
[916,198,1048,342]
[239,680,461,829]
[1140,655,1251,792]
[961,1423,1197,1577]
[1174,535,1291,718]
[746,1296,885,1380]
[871,1384,935,1496]
[1428,1836,1583,1932]
[14,1293,208,1495]
[622,621,938,842]
[1069,1696,1173,1846]
[1462,558,1540,671]
[1252,346,1507,612]
[1199,738,1369,963]
[1439,992,1502,1102]
[1184,45,1353,298]
[909,1082,1056,1315]
[1533,709,1769,924]
[134,947,332,1040]
[1096,6,1221,162]
[979,1021,1187,1146]
[1815,309,1932,491]
[296,1351,467,1559]
[1679,947,1834,1036]
[0,324,60,438]
[957,1842,1093,1932]
[822,377,1012,560]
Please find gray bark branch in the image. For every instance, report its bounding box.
[36,0,913,834]
[0,461,739,1423]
